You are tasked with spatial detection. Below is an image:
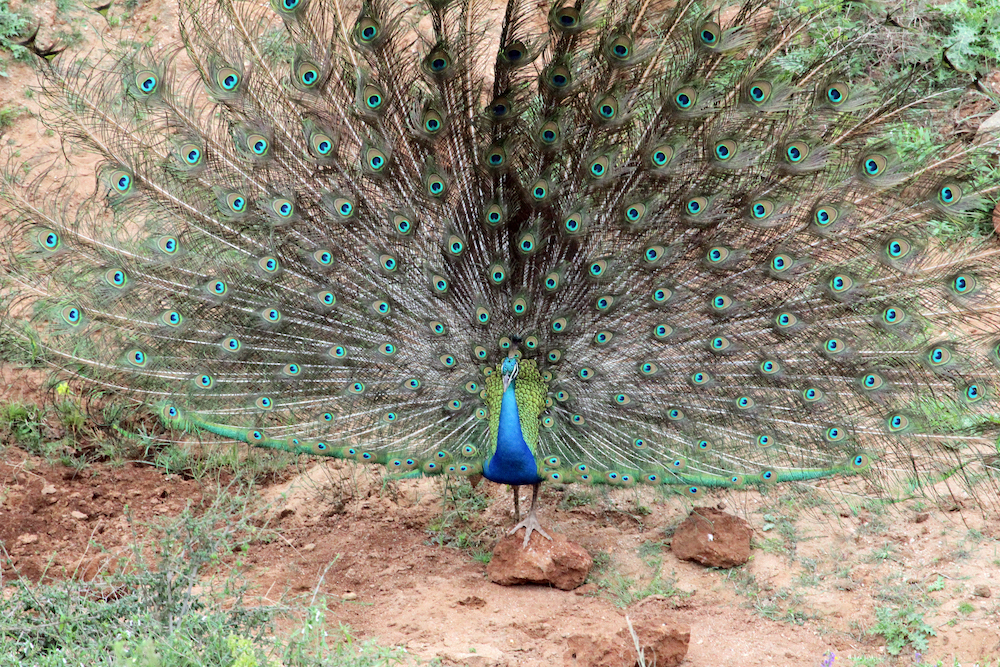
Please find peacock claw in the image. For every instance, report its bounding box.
[509,509,551,548]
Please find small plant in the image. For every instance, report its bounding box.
[558,488,595,509]
[598,568,685,608]
[867,543,895,563]
[957,602,974,615]
[0,3,29,75]
[0,401,44,452]
[869,605,935,656]
[849,656,886,666]
[0,488,405,666]
[589,549,611,574]
[0,104,25,128]
[425,477,491,552]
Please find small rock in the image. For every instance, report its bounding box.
[565,620,690,667]
[835,579,856,592]
[973,585,991,598]
[487,531,592,590]
[70,511,89,520]
[914,513,930,523]
[342,592,358,601]
[302,543,316,552]
[41,485,57,496]
[436,645,506,667]
[279,507,295,519]
[458,595,486,609]
[17,534,38,545]
[574,583,599,596]
[419,493,440,506]
[671,507,751,568]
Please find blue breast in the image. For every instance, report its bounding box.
[483,382,544,485]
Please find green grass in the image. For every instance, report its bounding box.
[0,380,300,484]
[597,567,685,608]
[589,540,687,608]
[425,477,492,552]
[558,488,595,509]
[0,488,405,666]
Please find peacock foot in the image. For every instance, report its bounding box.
[509,509,552,548]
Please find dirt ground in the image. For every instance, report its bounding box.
[1,1,1000,665]
[2,436,1000,666]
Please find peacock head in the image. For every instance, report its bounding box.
[501,354,519,392]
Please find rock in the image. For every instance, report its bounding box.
[70,511,89,520]
[671,507,751,568]
[574,583,599,596]
[457,595,486,609]
[487,531,592,590]
[436,645,506,667]
[565,620,690,667]
[341,592,358,601]
[17,533,39,545]
[76,551,126,581]
[973,585,991,598]
[914,513,930,523]
[41,485,57,495]
[302,543,316,552]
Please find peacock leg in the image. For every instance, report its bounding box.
[508,483,551,547]
[512,485,521,522]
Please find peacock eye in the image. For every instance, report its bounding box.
[217,67,240,91]
[136,71,158,94]
[747,80,772,104]
[713,139,737,161]
[356,17,380,43]
[502,40,526,63]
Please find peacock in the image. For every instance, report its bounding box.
[2,0,1000,548]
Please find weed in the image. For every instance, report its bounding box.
[869,605,935,656]
[0,3,29,75]
[598,568,685,608]
[0,401,44,452]
[867,543,895,563]
[849,657,886,666]
[0,104,25,128]
[590,550,611,574]
[0,487,405,666]
[425,477,491,551]
[558,488,595,509]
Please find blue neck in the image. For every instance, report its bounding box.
[483,382,543,485]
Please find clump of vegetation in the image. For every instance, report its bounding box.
[869,605,936,656]
[0,489,406,666]
[425,476,492,552]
